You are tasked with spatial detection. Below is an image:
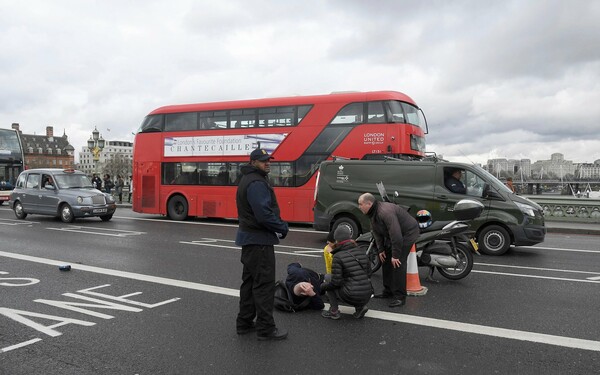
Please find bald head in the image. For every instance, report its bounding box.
[358,193,376,214]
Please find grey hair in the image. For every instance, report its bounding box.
[359,192,376,203]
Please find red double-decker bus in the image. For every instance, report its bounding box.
[132,91,427,222]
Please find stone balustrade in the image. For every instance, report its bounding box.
[525,195,600,223]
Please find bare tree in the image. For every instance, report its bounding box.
[103,153,131,179]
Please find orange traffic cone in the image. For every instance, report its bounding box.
[406,244,428,296]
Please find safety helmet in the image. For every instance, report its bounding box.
[416,209,432,229]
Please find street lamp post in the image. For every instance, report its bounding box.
[87,126,105,175]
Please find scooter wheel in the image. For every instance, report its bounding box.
[436,243,473,280]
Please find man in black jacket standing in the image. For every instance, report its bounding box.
[235,148,289,341]
[358,192,420,307]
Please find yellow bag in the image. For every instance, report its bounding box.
[323,245,333,274]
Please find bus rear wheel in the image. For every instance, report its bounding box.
[167,195,188,221]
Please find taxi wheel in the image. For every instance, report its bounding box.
[60,204,75,223]
[14,201,27,220]
[100,214,113,222]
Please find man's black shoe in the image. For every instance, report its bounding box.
[236,324,256,335]
[257,328,288,341]
[389,299,406,307]
[373,292,393,299]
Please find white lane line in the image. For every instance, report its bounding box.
[111,215,324,234]
[179,241,321,258]
[0,250,239,297]
[350,307,600,353]
[2,249,600,352]
[472,270,600,283]
[203,238,322,252]
[179,239,600,279]
[518,245,600,253]
[47,226,145,237]
[475,262,600,276]
[0,338,43,353]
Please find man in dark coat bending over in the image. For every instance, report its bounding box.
[358,192,420,307]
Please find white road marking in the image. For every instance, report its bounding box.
[475,262,600,276]
[472,270,600,283]
[0,338,43,353]
[0,218,37,226]
[2,249,600,352]
[518,245,600,254]
[179,240,321,258]
[110,215,324,234]
[46,226,145,237]
[179,238,600,279]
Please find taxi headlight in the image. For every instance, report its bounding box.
[77,196,84,204]
[105,194,115,203]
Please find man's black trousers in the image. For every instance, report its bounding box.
[237,244,276,335]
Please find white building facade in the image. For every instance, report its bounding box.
[78,140,133,176]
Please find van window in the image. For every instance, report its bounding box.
[465,170,486,197]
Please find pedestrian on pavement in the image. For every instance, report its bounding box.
[358,192,420,307]
[284,262,325,311]
[235,148,289,341]
[92,174,102,190]
[103,174,113,194]
[506,177,516,193]
[320,226,372,320]
[115,175,124,203]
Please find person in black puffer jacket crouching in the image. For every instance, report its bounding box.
[320,226,373,320]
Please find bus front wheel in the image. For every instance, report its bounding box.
[167,195,188,221]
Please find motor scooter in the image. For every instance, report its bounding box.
[357,182,484,281]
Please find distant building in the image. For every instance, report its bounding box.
[576,160,600,179]
[531,153,575,179]
[12,123,75,170]
[486,153,599,181]
[486,158,531,179]
[78,140,133,177]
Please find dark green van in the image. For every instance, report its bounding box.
[313,158,546,255]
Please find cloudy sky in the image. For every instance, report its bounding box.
[1,0,599,164]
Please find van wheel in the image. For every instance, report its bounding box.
[167,195,188,221]
[331,217,359,239]
[478,225,510,255]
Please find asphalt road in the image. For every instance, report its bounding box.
[1,206,599,374]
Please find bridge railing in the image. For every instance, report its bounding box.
[525,195,600,223]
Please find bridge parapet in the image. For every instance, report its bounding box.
[525,195,600,223]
